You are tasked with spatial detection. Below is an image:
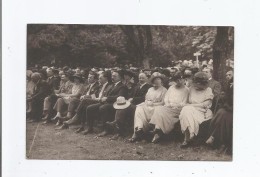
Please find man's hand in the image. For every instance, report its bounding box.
[80,95,85,101]
[128,98,133,103]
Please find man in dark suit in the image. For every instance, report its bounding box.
[56,71,101,130]
[106,72,151,139]
[46,68,60,92]
[203,67,222,113]
[202,67,222,96]
[27,72,51,122]
[64,71,113,132]
[84,70,128,136]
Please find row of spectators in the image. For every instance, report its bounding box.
[26,61,233,154]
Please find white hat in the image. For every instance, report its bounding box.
[113,96,131,110]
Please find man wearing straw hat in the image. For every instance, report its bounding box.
[106,72,151,140]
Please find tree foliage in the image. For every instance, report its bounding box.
[27,25,233,71]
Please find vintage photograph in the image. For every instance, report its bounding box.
[26,24,234,160]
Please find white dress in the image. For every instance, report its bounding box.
[179,86,214,136]
[134,86,167,132]
[150,85,189,134]
[63,83,84,104]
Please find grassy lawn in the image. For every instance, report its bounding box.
[26,122,232,161]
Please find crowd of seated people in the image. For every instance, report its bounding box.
[26,60,234,154]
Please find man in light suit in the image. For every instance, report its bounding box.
[57,72,99,129]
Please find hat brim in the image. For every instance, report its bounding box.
[192,82,209,90]
[113,101,131,110]
[150,76,164,84]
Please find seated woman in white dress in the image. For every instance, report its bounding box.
[130,75,167,142]
[179,72,214,148]
[150,72,189,143]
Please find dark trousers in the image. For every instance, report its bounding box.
[76,99,99,127]
[30,98,44,121]
[86,103,116,129]
[115,104,136,127]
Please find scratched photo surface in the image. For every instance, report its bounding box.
[26,24,234,160]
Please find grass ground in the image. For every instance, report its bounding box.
[26,121,232,161]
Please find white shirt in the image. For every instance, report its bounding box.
[114,81,121,87]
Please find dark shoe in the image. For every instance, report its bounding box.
[75,127,84,133]
[152,133,161,143]
[55,124,69,130]
[135,128,144,137]
[97,130,109,137]
[67,115,79,125]
[82,128,93,135]
[217,145,227,154]
[109,133,120,140]
[42,114,49,121]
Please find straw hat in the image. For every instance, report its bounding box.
[113,96,131,110]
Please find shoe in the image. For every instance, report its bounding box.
[68,115,79,125]
[129,133,139,143]
[217,145,227,154]
[55,120,62,126]
[105,121,116,128]
[180,141,190,148]
[82,128,93,135]
[206,136,214,145]
[110,133,120,140]
[97,130,109,137]
[42,120,51,125]
[42,114,49,121]
[51,116,59,121]
[75,127,84,133]
[55,124,69,130]
[135,128,144,137]
[152,133,161,143]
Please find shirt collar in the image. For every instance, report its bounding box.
[140,83,147,88]
[114,81,121,86]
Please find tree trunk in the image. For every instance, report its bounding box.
[212,27,229,85]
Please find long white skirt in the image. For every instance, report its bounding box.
[134,103,156,132]
[150,106,181,134]
[179,105,212,136]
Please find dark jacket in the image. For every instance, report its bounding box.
[223,79,233,112]
[31,80,51,101]
[84,82,100,97]
[208,79,222,96]
[132,83,152,105]
[47,76,60,91]
[98,83,113,98]
[106,82,128,103]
